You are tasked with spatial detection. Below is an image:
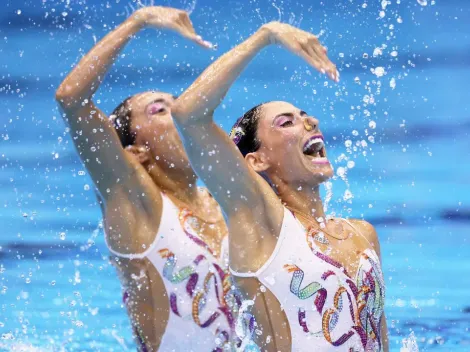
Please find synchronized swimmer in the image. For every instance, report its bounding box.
[56,5,388,352]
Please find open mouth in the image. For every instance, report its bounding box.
[303,135,325,157]
[302,135,329,164]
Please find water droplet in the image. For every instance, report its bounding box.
[417,0,427,6]
[16,10,22,15]
[343,190,353,201]
[336,167,346,177]
[59,232,66,240]
[372,67,386,77]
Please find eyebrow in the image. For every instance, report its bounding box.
[274,112,295,119]
[146,98,168,108]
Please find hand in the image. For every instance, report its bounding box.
[133,7,213,49]
[262,22,338,81]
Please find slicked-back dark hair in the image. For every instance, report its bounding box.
[110,96,134,147]
[230,103,267,157]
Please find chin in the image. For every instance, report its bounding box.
[309,164,334,184]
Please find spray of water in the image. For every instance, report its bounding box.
[80,219,103,252]
[400,331,420,352]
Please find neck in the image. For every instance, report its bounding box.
[147,162,203,206]
[276,180,325,220]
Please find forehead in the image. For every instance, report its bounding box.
[128,91,174,109]
[258,101,299,123]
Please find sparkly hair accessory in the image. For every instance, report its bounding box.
[229,117,245,145]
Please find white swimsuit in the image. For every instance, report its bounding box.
[106,195,235,352]
[231,208,385,352]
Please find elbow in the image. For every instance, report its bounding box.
[172,97,211,127]
[55,83,83,109]
[55,84,72,108]
[171,100,192,125]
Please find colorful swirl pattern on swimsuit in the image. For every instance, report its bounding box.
[301,219,386,350]
[110,195,239,351]
[230,208,385,351]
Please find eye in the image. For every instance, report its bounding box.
[148,103,166,115]
[280,120,293,127]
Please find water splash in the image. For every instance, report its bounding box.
[401,331,419,352]
[272,3,282,22]
[80,219,103,252]
[183,0,197,15]
[235,299,261,352]
[323,181,333,213]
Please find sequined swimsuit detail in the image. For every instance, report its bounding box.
[106,195,235,352]
[230,208,385,351]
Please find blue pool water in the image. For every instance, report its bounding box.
[1,0,469,351]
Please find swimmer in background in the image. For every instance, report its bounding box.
[172,22,389,351]
[56,7,237,351]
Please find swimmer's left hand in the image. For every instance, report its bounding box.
[134,6,214,49]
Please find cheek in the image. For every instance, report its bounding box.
[271,131,298,153]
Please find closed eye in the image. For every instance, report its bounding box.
[147,103,166,115]
[274,114,295,128]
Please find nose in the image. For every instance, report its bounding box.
[303,116,319,132]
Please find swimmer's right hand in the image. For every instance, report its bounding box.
[261,21,338,82]
[133,7,213,49]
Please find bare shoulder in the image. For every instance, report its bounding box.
[349,219,381,255]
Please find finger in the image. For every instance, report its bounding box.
[180,13,196,35]
[177,13,214,49]
[300,41,332,79]
[297,47,324,74]
[309,42,338,81]
[181,30,214,49]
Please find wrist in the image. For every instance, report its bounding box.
[253,25,272,48]
[128,9,151,30]
[259,22,279,45]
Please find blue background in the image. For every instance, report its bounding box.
[1,0,469,350]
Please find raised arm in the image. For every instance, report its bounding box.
[55,7,210,198]
[172,22,337,212]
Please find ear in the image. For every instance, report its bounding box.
[125,145,151,165]
[245,151,270,173]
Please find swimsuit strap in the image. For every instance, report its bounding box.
[229,267,258,278]
[105,194,171,260]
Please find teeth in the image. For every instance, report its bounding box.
[311,157,328,163]
[303,138,324,153]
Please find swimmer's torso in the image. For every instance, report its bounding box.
[106,194,235,352]
[232,208,385,352]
